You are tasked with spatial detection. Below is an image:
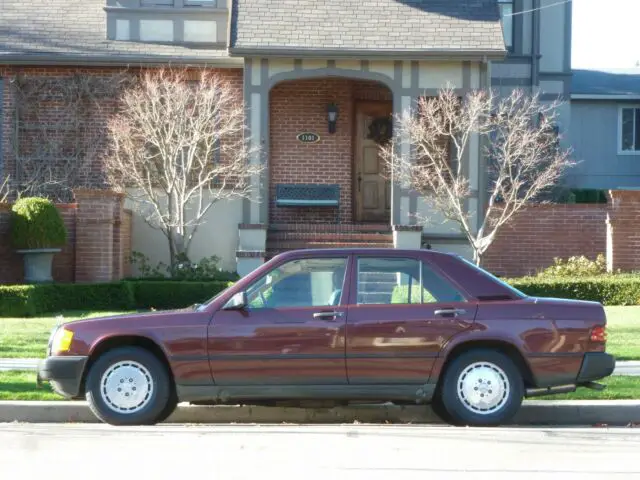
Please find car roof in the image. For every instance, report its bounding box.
[274,248,455,257]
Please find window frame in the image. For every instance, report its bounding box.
[497,0,515,52]
[243,256,350,310]
[354,256,468,306]
[618,105,640,156]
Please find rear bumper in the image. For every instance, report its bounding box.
[577,352,616,383]
[37,355,88,399]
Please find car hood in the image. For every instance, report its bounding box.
[63,307,196,329]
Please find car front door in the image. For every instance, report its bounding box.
[208,256,351,386]
[346,255,477,385]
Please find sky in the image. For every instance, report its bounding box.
[571,0,640,70]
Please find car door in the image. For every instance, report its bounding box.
[346,254,477,385]
[207,256,351,386]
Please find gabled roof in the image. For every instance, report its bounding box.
[572,69,640,99]
[0,0,235,66]
[230,0,507,58]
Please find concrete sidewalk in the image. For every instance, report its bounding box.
[2,358,640,375]
[1,400,639,426]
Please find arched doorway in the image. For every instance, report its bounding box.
[268,77,393,225]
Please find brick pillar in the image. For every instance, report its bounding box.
[606,190,640,272]
[73,189,122,283]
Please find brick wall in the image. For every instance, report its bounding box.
[0,191,132,284]
[269,78,391,224]
[0,66,243,199]
[483,204,608,277]
[607,191,640,272]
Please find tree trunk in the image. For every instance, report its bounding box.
[473,249,483,267]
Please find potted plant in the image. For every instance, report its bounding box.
[10,197,67,283]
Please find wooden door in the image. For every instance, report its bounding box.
[354,102,392,223]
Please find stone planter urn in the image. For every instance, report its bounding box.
[10,197,67,284]
[16,248,62,283]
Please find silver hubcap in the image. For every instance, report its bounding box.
[457,361,510,415]
[100,361,154,414]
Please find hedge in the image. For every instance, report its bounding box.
[0,281,233,317]
[507,277,640,306]
[130,281,233,310]
[2,276,639,317]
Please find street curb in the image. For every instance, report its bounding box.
[1,400,640,425]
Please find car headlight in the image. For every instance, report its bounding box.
[50,327,74,354]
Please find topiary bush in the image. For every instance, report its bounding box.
[10,197,67,250]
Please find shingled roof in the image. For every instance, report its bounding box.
[572,69,640,97]
[0,0,234,65]
[230,0,507,57]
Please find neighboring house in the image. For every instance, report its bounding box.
[567,68,640,190]
[0,0,572,278]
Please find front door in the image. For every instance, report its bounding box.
[208,256,350,385]
[354,102,392,223]
[345,255,477,384]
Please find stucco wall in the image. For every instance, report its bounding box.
[125,191,243,275]
[567,100,640,189]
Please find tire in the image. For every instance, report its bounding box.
[85,346,172,426]
[438,349,524,427]
[155,390,178,424]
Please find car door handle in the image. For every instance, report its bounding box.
[434,308,467,317]
[313,311,344,320]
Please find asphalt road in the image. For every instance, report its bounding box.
[0,424,639,479]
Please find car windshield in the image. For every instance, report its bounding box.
[457,256,527,299]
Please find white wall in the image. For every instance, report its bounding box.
[124,190,243,275]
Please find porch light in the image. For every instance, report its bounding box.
[327,103,338,134]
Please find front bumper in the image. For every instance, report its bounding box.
[577,352,616,383]
[37,356,88,399]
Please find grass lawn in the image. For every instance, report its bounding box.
[603,306,640,361]
[0,371,64,401]
[0,306,638,360]
[0,371,639,402]
[0,311,134,358]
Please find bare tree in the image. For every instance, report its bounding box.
[104,68,262,269]
[382,86,574,266]
[0,175,11,203]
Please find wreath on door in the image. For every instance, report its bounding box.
[367,116,393,145]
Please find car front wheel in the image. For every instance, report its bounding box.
[85,346,172,426]
[439,349,524,426]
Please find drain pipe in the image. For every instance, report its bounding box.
[532,0,540,89]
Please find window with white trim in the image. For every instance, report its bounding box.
[498,0,514,50]
[620,107,640,153]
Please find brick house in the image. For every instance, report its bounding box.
[1,0,584,281]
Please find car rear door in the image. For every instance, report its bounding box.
[208,255,351,386]
[345,254,477,385]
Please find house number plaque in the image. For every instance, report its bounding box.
[297,132,320,143]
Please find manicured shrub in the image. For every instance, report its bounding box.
[129,281,234,310]
[0,283,135,317]
[535,254,607,278]
[10,197,67,249]
[507,276,640,306]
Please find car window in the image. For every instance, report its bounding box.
[356,257,466,305]
[245,258,347,309]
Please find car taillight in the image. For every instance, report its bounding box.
[590,325,607,343]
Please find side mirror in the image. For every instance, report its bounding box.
[223,291,248,310]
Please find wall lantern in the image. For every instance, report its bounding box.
[327,103,338,134]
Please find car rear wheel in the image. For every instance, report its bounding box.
[85,346,172,426]
[438,349,524,426]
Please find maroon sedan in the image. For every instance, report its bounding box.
[38,248,615,426]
